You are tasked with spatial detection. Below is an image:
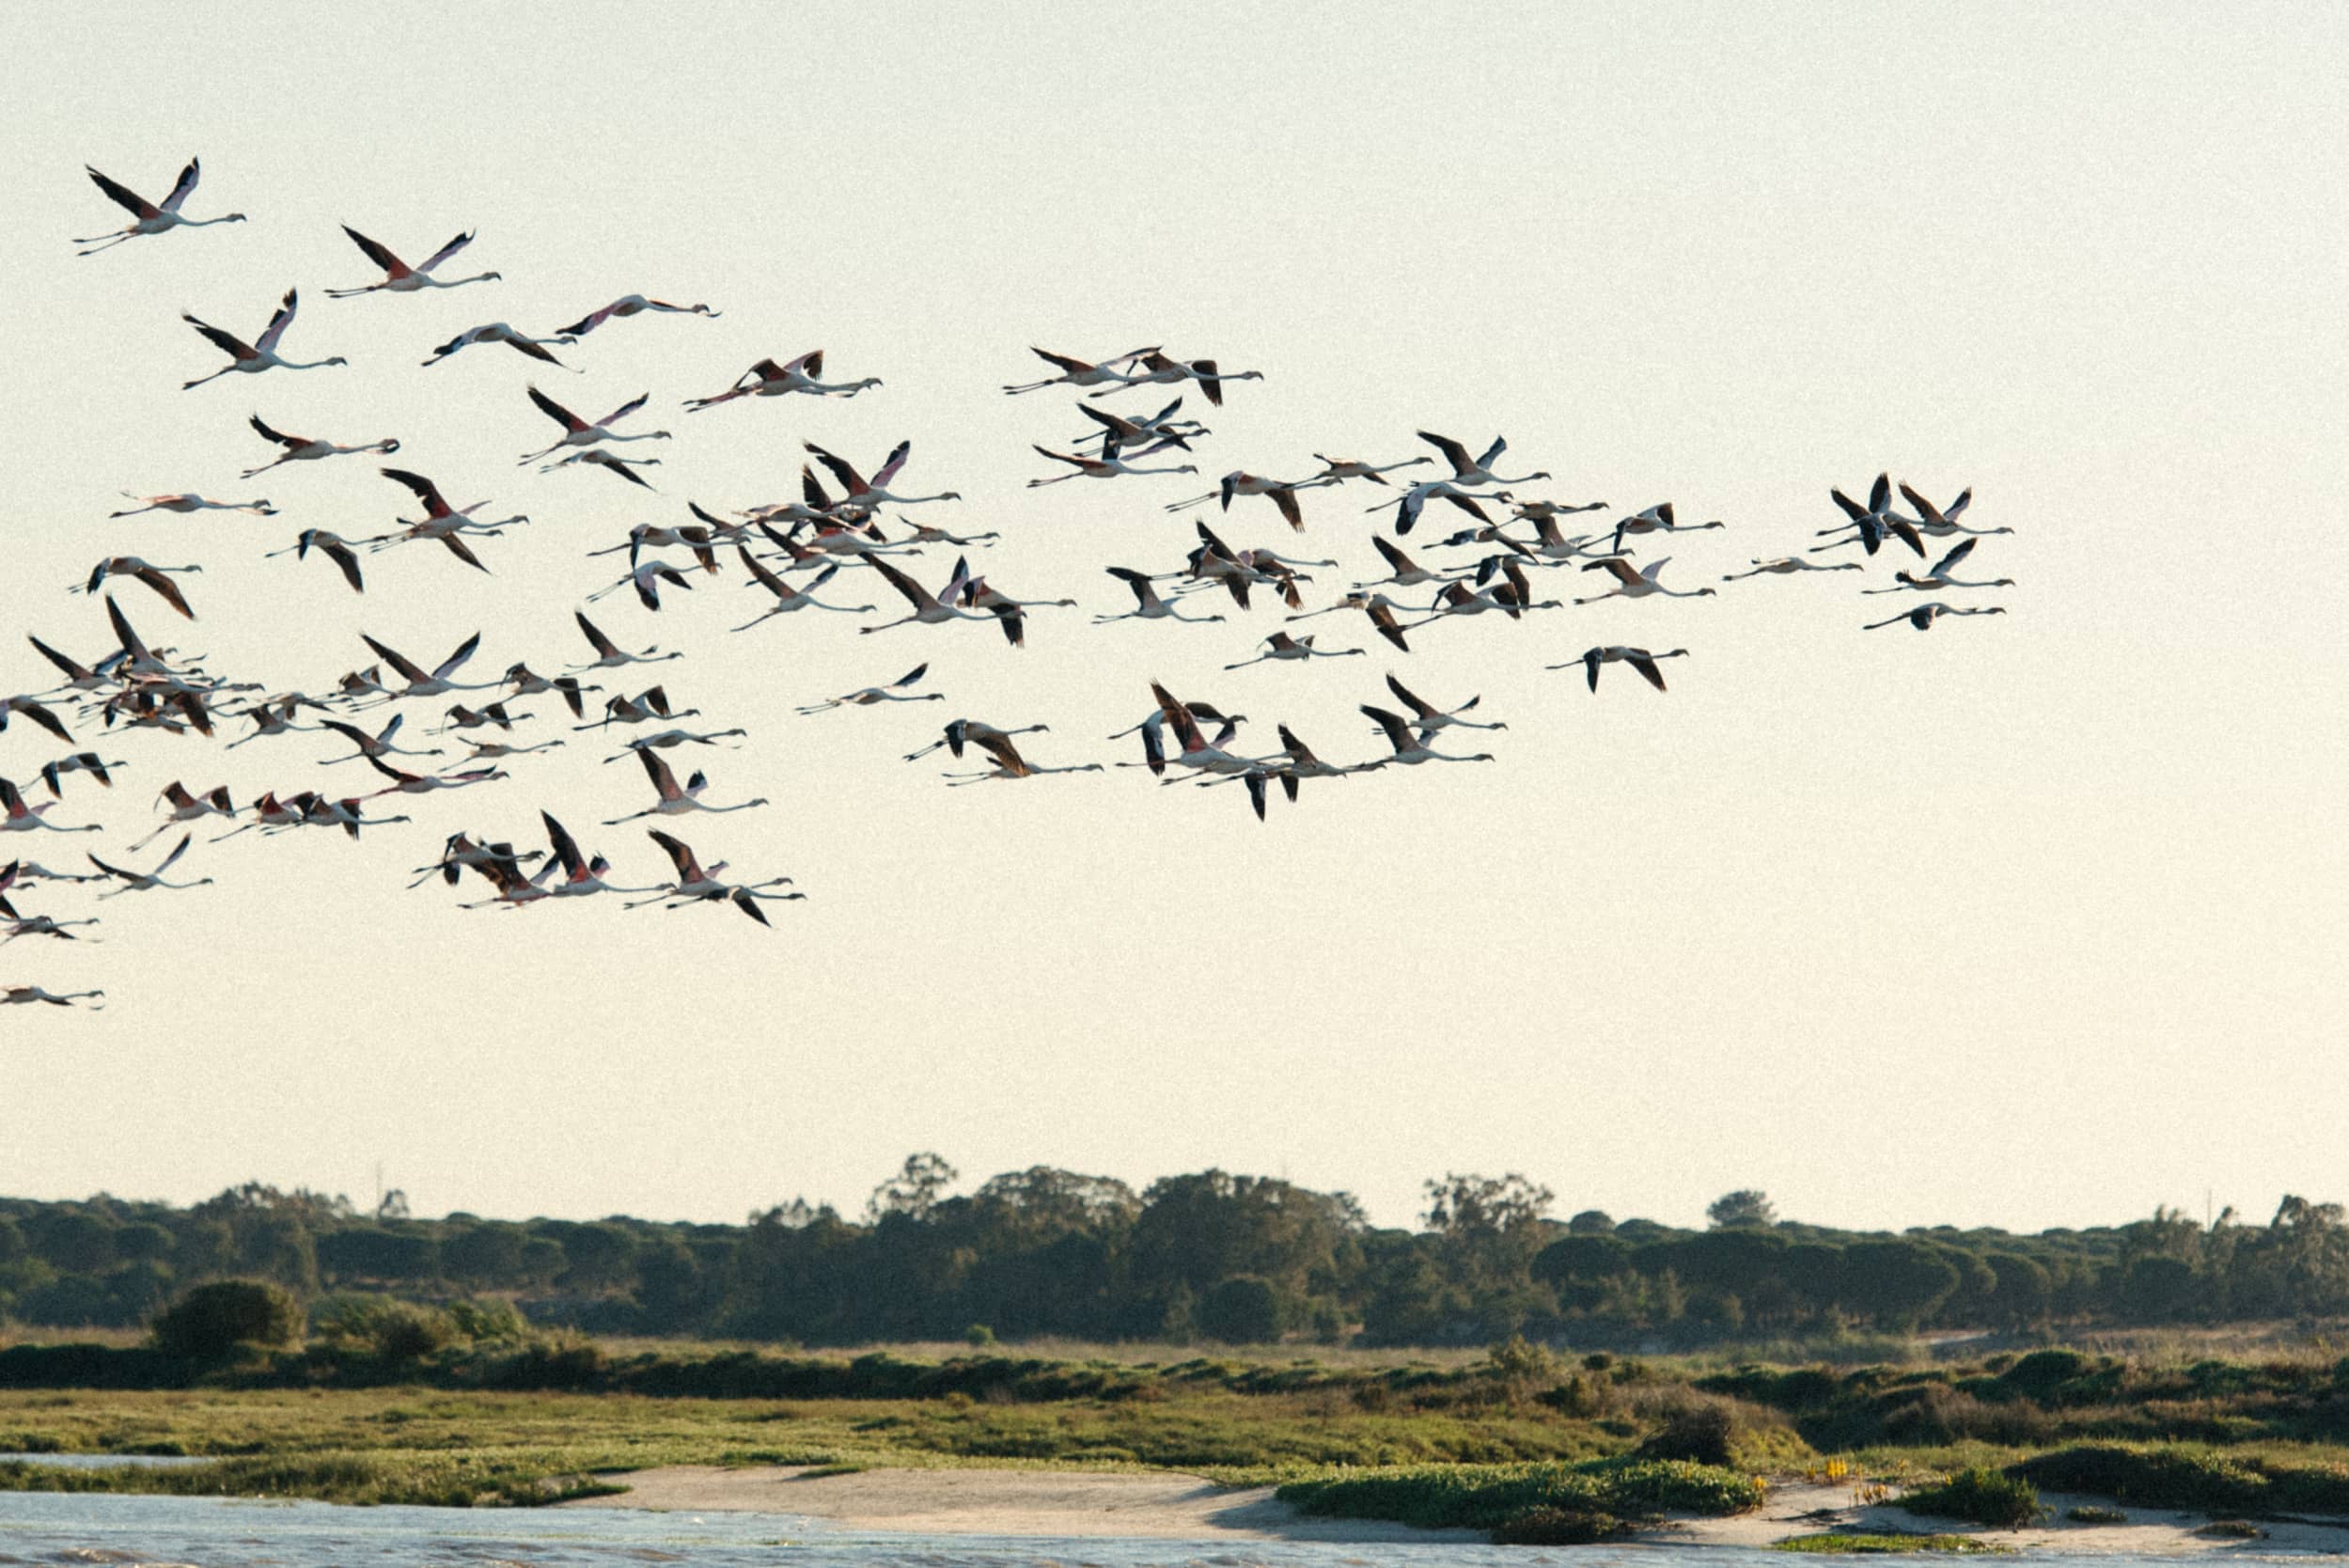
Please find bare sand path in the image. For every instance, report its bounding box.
[564,1464,1482,1542]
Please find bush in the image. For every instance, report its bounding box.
[314,1296,459,1362]
[1493,1507,1631,1544]
[1899,1467,2045,1529]
[1997,1349,2088,1399]
[1197,1276,1281,1344]
[445,1298,526,1342]
[963,1324,995,1346]
[2065,1506,2125,1524]
[151,1280,301,1360]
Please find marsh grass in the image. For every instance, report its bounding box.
[1773,1533,2012,1554]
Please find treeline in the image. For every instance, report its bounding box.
[5,1163,2346,1346]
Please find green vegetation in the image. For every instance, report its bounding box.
[149,1280,301,1360]
[1773,1533,2011,1554]
[1897,1466,2045,1528]
[2063,1504,2125,1523]
[14,1173,2349,1349]
[2011,1444,2349,1518]
[2193,1519,2267,1539]
[1276,1455,1765,1539]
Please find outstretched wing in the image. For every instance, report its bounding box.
[86,165,159,219]
[540,810,586,877]
[418,230,476,273]
[1417,430,1474,476]
[529,384,587,432]
[161,157,202,212]
[249,413,299,448]
[255,289,300,354]
[341,224,411,276]
[380,466,451,515]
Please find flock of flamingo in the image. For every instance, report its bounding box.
[3,156,2015,1011]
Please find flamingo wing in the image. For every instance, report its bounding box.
[161,157,201,212]
[417,230,476,273]
[86,165,158,219]
[253,290,301,353]
[872,439,913,488]
[597,391,651,427]
[341,225,411,277]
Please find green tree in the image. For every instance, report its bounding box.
[152,1279,302,1357]
[1706,1190,1777,1229]
[1197,1275,1283,1342]
[867,1152,959,1223]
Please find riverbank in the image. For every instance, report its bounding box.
[570,1466,2349,1553]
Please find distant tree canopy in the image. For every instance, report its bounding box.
[6,1172,2343,1350]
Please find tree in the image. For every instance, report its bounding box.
[1567,1210,1616,1234]
[867,1152,958,1223]
[1706,1190,1777,1230]
[151,1279,302,1358]
[1197,1275,1283,1343]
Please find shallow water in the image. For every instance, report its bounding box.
[0,1494,2311,1568]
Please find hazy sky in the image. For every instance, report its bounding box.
[3,3,2343,1239]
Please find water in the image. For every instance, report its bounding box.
[0,1492,2306,1568]
[0,1455,211,1471]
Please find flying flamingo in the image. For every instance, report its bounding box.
[1548,646,1689,692]
[181,290,347,389]
[943,730,1104,786]
[796,663,945,714]
[1864,602,2008,632]
[504,666,598,717]
[575,687,696,731]
[901,719,1050,762]
[37,754,120,799]
[1862,538,2014,594]
[541,448,662,488]
[1003,345,1160,395]
[1723,557,1862,580]
[1574,557,1719,604]
[1377,676,1506,742]
[628,830,801,923]
[1090,351,1264,406]
[603,747,766,824]
[858,557,994,636]
[516,386,670,464]
[130,783,236,850]
[806,440,962,510]
[357,631,499,700]
[539,812,662,900]
[603,727,747,761]
[735,555,873,631]
[1890,483,2010,541]
[1,778,99,836]
[1370,479,1498,536]
[684,350,877,407]
[1223,632,1364,669]
[77,558,200,619]
[569,610,681,670]
[1360,706,1496,766]
[241,415,399,476]
[264,529,368,593]
[1417,431,1550,489]
[326,226,499,296]
[2,986,104,1008]
[1028,438,1198,486]
[587,560,697,611]
[1300,454,1433,488]
[560,294,721,336]
[1825,473,1926,557]
[1611,502,1725,553]
[424,322,579,368]
[1069,398,1205,454]
[111,493,274,518]
[73,157,243,256]
[364,758,510,798]
[86,835,212,899]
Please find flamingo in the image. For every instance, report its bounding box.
[806,440,962,510]
[370,469,527,565]
[569,610,681,671]
[1094,568,1226,625]
[1549,646,1689,693]
[1223,632,1366,669]
[364,758,509,798]
[684,350,876,407]
[516,386,670,464]
[857,557,993,636]
[24,637,123,697]
[1862,538,2014,593]
[241,415,399,476]
[797,663,945,714]
[1028,438,1198,486]
[943,729,1104,786]
[434,702,529,734]
[224,695,326,747]
[1,778,99,835]
[78,558,199,619]
[424,322,578,368]
[326,226,498,296]
[462,850,561,909]
[1891,483,2010,541]
[2,986,104,1008]
[1217,472,1306,530]
[130,783,236,851]
[356,632,497,701]
[3,696,72,745]
[111,493,274,518]
[1723,557,1861,580]
[629,830,800,923]
[541,447,661,488]
[1360,706,1496,766]
[560,294,721,336]
[461,736,564,761]
[1370,479,1498,536]
[1864,601,2008,632]
[575,687,696,731]
[181,290,347,389]
[1382,674,1507,740]
[540,812,662,900]
[1089,351,1263,406]
[603,747,766,823]
[1411,562,1560,623]
[590,522,722,570]
[1824,473,1926,557]
[1417,431,1549,489]
[297,796,413,839]
[4,915,101,945]
[86,835,212,899]
[603,727,747,761]
[1574,557,1719,604]
[1131,682,1276,778]
[1300,454,1432,488]
[37,754,120,799]
[264,529,368,593]
[1358,534,1467,590]
[902,719,1050,762]
[1003,344,1160,395]
[1199,723,1372,810]
[587,560,697,611]
[1070,398,1204,455]
[408,834,544,890]
[1611,502,1725,553]
[734,555,873,631]
[504,666,598,718]
[73,157,243,256]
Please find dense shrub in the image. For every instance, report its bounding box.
[1198,1276,1282,1343]
[1899,1466,2045,1528]
[314,1295,459,1361]
[151,1280,302,1359]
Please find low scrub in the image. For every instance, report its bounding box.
[1898,1467,2045,1528]
[1773,1532,2011,1555]
[1276,1455,1764,1539]
[2010,1444,2349,1517]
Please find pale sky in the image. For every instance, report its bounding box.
[3,3,2343,1239]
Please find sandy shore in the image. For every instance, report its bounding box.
[572,1467,2349,1551]
[564,1465,1480,1542]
